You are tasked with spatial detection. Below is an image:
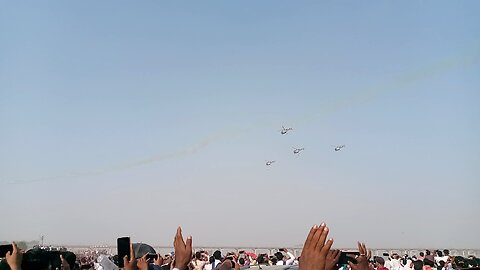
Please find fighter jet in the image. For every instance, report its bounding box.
[265,160,276,166]
[280,126,293,135]
[293,147,305,154]
[332,145,346,151]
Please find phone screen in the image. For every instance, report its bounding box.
[146,253,158,261]
[0,244,14,258]
[117,237,131,268]
[338,251,360,265]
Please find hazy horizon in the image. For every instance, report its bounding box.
[1,1,479,249]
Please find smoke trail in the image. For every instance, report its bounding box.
[3,47,479,185]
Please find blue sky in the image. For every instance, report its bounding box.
[1,1,479,248]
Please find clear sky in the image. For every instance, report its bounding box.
[1,1,479,249]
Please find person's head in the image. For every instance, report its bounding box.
[394,254,400,260]
[420,252,425,257]
[239,258,245,265]
[21,248,51,270]
[426,250,431,256]
[209,256,215,264]
[413,260,424,270]
[213,250,222,260]
[275,252,284,261]
[257,254,267,265]
[443,250,449,256]
[195,251,202,260]
[375,257,385,267]
[439,261,445,268]
[437,251,443,257]
[424,259,434,267]
[164,254,172,264]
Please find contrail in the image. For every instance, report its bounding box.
[3,46,479,185]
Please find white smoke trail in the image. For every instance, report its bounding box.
[3,47,479,185]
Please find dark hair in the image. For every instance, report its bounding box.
[195,251,202,260]
[420,252,425,257]
[275,252,284,261]
[21,248,51,270]
[239,258,245,265]
[375,257,385,266]
[424,259,434,267]
[413,260,424,270]
[257,254,266,265]
[213,250,222,260]
[209,256,215,264]
[443,250,449,256]
[437,251,443,257]
[426,250,431,256]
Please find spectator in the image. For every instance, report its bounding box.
[375,257,389,270]
[190,251,206,270]
[413,260,424,270]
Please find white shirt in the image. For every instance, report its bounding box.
[276,252,296,266]
[390,259,401,270]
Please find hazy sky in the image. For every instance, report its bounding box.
[1,1,479,249]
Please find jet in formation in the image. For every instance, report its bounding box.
[265,160,276,166]
[332,145,346,151]
[280,126,293,135]
[293,147,305,154]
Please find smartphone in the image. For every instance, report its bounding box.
[146,253,158,261]
[117,237,131,268]
[0,244,14,258]
[338,251,360,265]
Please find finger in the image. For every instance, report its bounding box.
[186,235,192,250]
[321,238,334,255]
[367,249,372,260]
[303,224,318,249]
[348,261,357,270]
[12,241,18,253]
[6,251,11,258]
[312,223,326,250]
[316,225,329,251]
[176,226,186,247]
[357,242,364,255]
[124,255,129,266]
[333,250,341,260]
[130,243,135,261]
[361,243,366,255]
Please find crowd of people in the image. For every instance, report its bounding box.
[1,224,478,270]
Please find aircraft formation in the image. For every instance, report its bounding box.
[266,126,346,166]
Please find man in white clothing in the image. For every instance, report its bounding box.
[275,248,296,266]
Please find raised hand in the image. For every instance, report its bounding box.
[5,242,23,270]
[154,253,164,266]
[137,254,150,270]
[123,243,136,270]
[348,243,372,270]
[326,250,341,270]
[299,223,334,270]
[173,226,193,270]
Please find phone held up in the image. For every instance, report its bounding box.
[338,251,360,265]
[117,237,131,268]
[0,244,14,258]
